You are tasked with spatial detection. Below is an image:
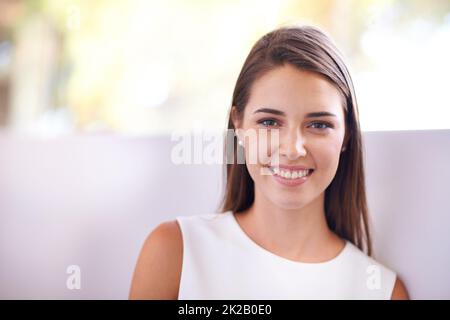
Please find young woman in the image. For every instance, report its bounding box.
[129,25,409,300]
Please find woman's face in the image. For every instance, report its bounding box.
[233,64,346,210]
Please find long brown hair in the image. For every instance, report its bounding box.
[219,25,372,255]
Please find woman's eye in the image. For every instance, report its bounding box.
[309,122,333,130]
[258,119,279,127]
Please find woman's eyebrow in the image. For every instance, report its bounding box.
[253,107,337,118]
[253,108,285,116]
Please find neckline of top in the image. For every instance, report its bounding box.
[225,210,350,267]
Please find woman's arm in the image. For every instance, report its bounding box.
[129,220,183,300]
[391,276,410,300]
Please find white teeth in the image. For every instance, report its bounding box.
[269,167,311,179]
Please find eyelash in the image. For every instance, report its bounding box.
[257,119,334,130]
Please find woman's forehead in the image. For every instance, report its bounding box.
[246,65,345,118]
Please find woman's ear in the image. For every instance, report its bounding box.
[231,106,245,147]
[231,106,241,129]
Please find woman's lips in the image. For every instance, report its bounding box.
[263,166,314,187]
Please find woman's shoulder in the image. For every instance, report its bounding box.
[175,211,230,223]
[129,212,230,300]
[149,220,183,250]
[129,220,183,299]
[344,241,392,270]
[344,241,409,299]
[141,220,183,258]
[175,211,232,233]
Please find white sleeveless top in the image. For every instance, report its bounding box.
[176,211,397,300]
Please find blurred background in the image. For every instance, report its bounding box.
[0,0,449,135]
[0,0,449,299]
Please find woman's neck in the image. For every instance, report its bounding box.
[234,188,344,263]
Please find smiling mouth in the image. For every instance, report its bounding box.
[262,166,314,180]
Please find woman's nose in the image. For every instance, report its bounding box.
[280,128,307,160]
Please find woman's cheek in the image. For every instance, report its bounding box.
[257,133,274,166]
[243,128,273,166]
[313,142,341,175]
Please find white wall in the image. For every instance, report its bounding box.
[363,130,450,299]
[0,130,448,299]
